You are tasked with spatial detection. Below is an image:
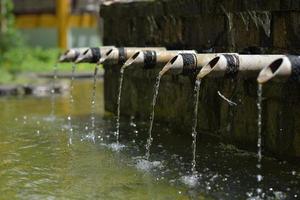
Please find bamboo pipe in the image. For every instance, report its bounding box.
[102,47,166,65]
[123,50,197,69]
[159,53,220,76]
[257,55,300,84]
[59,48,88,62]
[74,46,115,63]
[197,54,283,79]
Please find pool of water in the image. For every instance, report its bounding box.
[0,79,299,200]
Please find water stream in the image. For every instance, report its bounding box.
[191,79,201,174]
[50,63,58,120]
[181,79,202,188]
[255,83,263,198]
[113,66,126,151]
[67,63,76,145]
[87,64,99,143]
[145,74,162,160]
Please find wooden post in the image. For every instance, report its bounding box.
[56,0,70,49]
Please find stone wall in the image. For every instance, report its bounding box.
[100,0,300,161]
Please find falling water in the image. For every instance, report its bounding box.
[50,63,58,119]
[145,74,162,160]
[115,67,125,145]
[256,83,263,197]
[36,120,40,135]
[180,79,201,188]
[67,63,76,145]
[191,79,201,174]
[88,64,99,143]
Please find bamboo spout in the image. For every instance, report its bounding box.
[160,53,218,76]
[197,54,283,80]
[103,47,166,65]
[59,48,88,62]
[123,50,196,69]
[257,56,298,84]
[75,46,115,64]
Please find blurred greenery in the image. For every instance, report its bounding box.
[0,0,94,84]
[0,47,98,83]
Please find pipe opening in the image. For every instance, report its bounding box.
[269,58,283,74]
[207,56,220,69]
[123,51,141,67]
[63,50,70,56]
[83,49,89,55]
[131,52,140,60]
[170,55,178,64]
[106,49,113,56]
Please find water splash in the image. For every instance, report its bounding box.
[136,158,163,172]
[256,83,263,198]
[180,174,200,188]
[50,63,58,119]
[88,64,99,143]
[115,66,125,146]
[107,142,125,152]
[191,79,201,174]
[67,63,76,146]
[145,74,162,160]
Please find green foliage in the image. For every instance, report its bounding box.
[0,0,23,54]
[0,0,95,84]
[0,47,96,83]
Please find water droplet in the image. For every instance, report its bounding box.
[257,188,262,194]
[256,164,261,169]
[257,174,263,182]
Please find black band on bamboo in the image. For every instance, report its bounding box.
[91,48,101,63]
[223,54,239,78]
[288,55,300,82]
[118,47,126,65]
[181,53,197,75]
[143,50,157,69]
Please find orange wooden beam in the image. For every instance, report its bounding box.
[56,0,70,49]
[15,14,57,28]
[15,14,97,28]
